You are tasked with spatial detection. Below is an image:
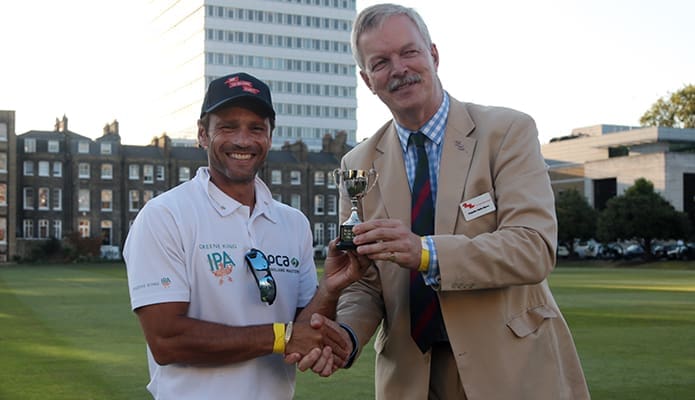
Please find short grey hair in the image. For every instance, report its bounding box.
[351,3,433,71]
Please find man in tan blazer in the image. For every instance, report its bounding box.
[303,3,590,399]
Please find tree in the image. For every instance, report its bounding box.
[555,189,598,245]
[596,178,691,258]
[640,84,695,128]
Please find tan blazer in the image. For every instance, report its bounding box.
[336,97,590,399]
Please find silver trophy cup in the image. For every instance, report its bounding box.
[333,169,378,250]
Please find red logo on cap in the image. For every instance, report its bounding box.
[224,76,260,94]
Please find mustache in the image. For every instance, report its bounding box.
[388,74,422,91]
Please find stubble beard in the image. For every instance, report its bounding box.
[208,152,262,185]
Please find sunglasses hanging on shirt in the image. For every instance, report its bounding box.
[245,248,277,305]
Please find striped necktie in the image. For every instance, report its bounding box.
[408,132,446,353]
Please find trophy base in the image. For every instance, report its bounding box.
[336,240,357,251]
[337,224,357,251]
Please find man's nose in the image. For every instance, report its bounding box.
[390,56,408,77]
[234,130,255,145]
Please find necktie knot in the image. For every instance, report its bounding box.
[409,132,426,148]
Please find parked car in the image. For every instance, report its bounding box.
[666,241,695,260]
[557,244,570,258]
[599,243,623,260]
[623,244,646,260]
[651,244,668,259]
[573,239,600,259]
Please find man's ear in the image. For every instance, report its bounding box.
[431,43,439,69]
[197,120,209,149]
[360,70,376,94]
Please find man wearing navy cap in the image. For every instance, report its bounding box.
[124,72,370,399]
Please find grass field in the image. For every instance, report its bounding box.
[1,262,694,399]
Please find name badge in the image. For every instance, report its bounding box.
[460,192,496,221]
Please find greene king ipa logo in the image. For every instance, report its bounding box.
[201,243,238,285]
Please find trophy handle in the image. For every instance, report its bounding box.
[332,168,342,188]
[354,169,378,200]
[364,169,378,197]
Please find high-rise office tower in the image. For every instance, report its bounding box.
[147,0,357,150]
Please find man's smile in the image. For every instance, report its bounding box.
[229,152,252,160]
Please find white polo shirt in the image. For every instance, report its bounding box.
[123,167,318,400]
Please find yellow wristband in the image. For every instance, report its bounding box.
[419,236,430,272]
[272,322,285,354]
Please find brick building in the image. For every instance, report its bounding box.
[0,111,18,262]
[9,114,350,262]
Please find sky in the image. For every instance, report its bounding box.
[1,0,693,146]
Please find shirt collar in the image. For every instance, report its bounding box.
[197,167,277,223]
[395,91,450,152]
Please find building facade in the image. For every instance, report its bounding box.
[0,111,18,262]
[10,114,348,262]
[147,0,358,150]
[263,132,351,250]
[543,124,695,224]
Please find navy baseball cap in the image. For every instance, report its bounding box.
[200,72,275,120]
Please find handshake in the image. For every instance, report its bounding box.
[277,237,374,377]
[283,313,353,377]
[276,238,373,377]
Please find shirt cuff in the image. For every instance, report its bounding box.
[339,322,359,369]
[422,235,440,288]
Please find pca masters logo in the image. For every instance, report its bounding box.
[266,254,300,274]
[207,251,236,285]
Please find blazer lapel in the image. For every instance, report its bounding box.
[436,98,477,234]
[374,124,412,223]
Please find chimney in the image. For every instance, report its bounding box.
[56,115,68,132]
[103,120,119,136]
[54,116,69,132]
[281,140,308,162]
